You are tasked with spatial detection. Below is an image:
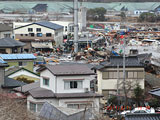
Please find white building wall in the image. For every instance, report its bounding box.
[27,95,59,112]
[56,75,95,93]
[40,69,56,92]
[97,67,145,95]
[59,98,100,113]
[8,69,40,80]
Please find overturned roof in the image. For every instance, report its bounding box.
[38,64,95,76]
[39,102,90,120]
[0,38,25,48]
[125,113,160,120]
[149,88,160,98]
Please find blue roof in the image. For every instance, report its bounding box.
[0,54,36,60]
[0,58,7,64]
[34,21,63,30]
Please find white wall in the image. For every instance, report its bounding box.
[0,31,12,38]
[59,97,100,113]
[8,69,40,80]
[40,69,95,93]
[56,75,94,93]
[97,67,145,94]
[40,69,56,92]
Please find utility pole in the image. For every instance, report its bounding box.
[74,0,78,53]
[123,38,127,107]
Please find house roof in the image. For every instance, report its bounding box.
[0,54,36,60]
[0,24,12,32]
[15,21,63,31]
[5,66,40,77]
[39,102,89,120]
[13,81,40,93]
[149,88,160,97]
[32,4,48,12]
[125,113,160,120]
[0,38,25,48]
[2,77,27,88]
[29,88,102,99]
[38,63,95,76]
[94,56,143,70]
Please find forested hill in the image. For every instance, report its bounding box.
[1,0,160,2]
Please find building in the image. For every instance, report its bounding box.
[14,21,63,52]
[5,67,40,82]
[0,54,36,71]
[134,9,148,15]
[32,4,48,13]
[14,64,102,114]
[0,38,25,54]
[39,102,91,120]
[94,56,145,99]
[0,23,12,38]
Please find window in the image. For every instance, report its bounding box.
[25,34,28,36]
[37,33,42,37]
[67,103,92,109]
[20,34,23,36]
[46,33,52,37]
[43,78,49,86]
[37,104,43,112]
[30,102,36,112]
[29,33,34,37]
[36,28,41,32]
[64,81,82,89]
[4,33,10,38]
[102,72,109,79]
[18,61,27,66]
[28,28,33,32]
[65,26,67,32]
[137,71,144,79]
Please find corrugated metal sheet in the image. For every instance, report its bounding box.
[0,54,36,60]
[125,113,160,120]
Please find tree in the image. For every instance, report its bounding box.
[138,12,157,22]
[133,84,144,106]
[87,7,106,21]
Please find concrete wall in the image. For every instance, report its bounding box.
[40,69,95,93]
[97,67,145,97]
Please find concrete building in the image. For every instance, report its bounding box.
[13,21,63,52]
[94,56,145,99]
[0,23,12,38]
[14,64,102,114]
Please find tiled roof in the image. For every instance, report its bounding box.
[0,38,25,47]
[32,4,47,12]
[14,81,39,93]
[0,24,12,32]
[0,54,36,60]
[125,113,160,120]
[2,77,26,88]
[94,56,143,70]
[15,21,63,31]
[34,21,63,30]
[44,64,95,76]
[39,102,89,120]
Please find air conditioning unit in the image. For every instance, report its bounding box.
[84,88,89,93]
